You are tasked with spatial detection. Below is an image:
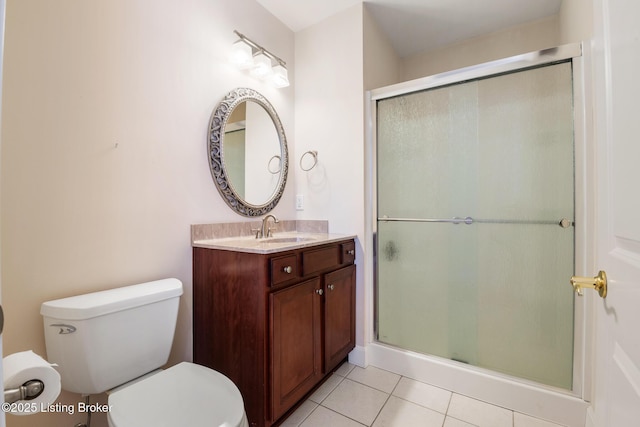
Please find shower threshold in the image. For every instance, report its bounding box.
[364,342,587,427]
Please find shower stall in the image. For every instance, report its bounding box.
[367,44,589,426]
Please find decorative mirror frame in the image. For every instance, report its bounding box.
[208,88,288,217]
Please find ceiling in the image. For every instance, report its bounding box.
[256,0,563,58]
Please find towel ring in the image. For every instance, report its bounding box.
[300,150,318,171]
[268,155,282,174]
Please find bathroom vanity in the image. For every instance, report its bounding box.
[192,227,356,427]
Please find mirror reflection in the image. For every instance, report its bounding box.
[208,87,288,217]
[224,101,282,205]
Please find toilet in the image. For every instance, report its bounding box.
[40,278,248,427]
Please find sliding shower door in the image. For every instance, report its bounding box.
[376,62,575,389]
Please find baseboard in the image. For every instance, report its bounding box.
[585,406,597,427]
[348,345,367,368]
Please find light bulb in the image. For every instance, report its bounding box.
[251,51,273,79]
[271,64,289,88]
[230,40,254,69]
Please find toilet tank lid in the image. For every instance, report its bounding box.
[40,278,183,321]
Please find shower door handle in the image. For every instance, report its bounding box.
[570,270,607,298]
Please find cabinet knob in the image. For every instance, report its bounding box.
[283,266,293,274]
[346,249,355,255]
[315,289,324,295]
[328,284,335,291]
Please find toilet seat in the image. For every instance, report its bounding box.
[107,362,248,427]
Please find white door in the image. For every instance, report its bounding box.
[0,0,6,424]
[589,0,640,426]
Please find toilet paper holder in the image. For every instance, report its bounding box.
[4,379,45,404]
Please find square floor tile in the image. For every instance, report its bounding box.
[447,394,513,427]
[514,412,565,427]
[322,379,389,426]
[372,396,445,427]
[347,366,401,393]
[335,362,356,377]
[444,417,477,427]
[280,400,318,427]
[392,377,452,414]
[309,373,344,403]
[300,406,365,427]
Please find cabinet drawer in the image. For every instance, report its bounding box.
[302,245,341,276]
[271,254,298,285]
[341,241,356,264]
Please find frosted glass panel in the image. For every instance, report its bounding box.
[378,82,480,219]
[376,62,575,389]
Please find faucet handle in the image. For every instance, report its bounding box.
[251,228,261,239]
[267,224,277,237]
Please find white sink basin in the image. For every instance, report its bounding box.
[263,237,317,244]
[193,232,355,254]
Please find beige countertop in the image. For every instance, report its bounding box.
[192,231,356,254]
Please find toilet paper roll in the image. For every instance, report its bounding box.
[3,350,61,416]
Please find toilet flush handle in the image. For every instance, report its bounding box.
[50,323,77,334]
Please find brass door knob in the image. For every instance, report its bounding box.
[570,270,607,298]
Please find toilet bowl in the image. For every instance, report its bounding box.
[107,362,248,427]
[40,279,248,426]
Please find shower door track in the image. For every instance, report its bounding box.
[365,42,592,427]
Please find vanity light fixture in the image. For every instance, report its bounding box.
[230,39,254,69]
[271,63,289,88]
[251,50,273,79]
[231,30,290,88]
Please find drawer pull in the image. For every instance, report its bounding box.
[346,249,355,255]
[328,284,335,291]
[315,289,324,296]
[283,266,293,274]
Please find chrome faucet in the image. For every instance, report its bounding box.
[260,214,279,238]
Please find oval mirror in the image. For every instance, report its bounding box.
[208,88,288,216]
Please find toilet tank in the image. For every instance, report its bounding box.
[41,278,183,395]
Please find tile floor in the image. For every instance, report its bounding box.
[280,363,566,427]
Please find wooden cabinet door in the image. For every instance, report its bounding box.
[324,265,356,373]
[270,278,323,422]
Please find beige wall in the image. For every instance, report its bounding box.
[294,4,366,347]
[401,15,561,81]
[364,4,596,87]
[0,1,294,426]
[398,3,595,85]
[363,4,401,90]
[559,0,594,44]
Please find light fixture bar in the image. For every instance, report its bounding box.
[233,30,286,67]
